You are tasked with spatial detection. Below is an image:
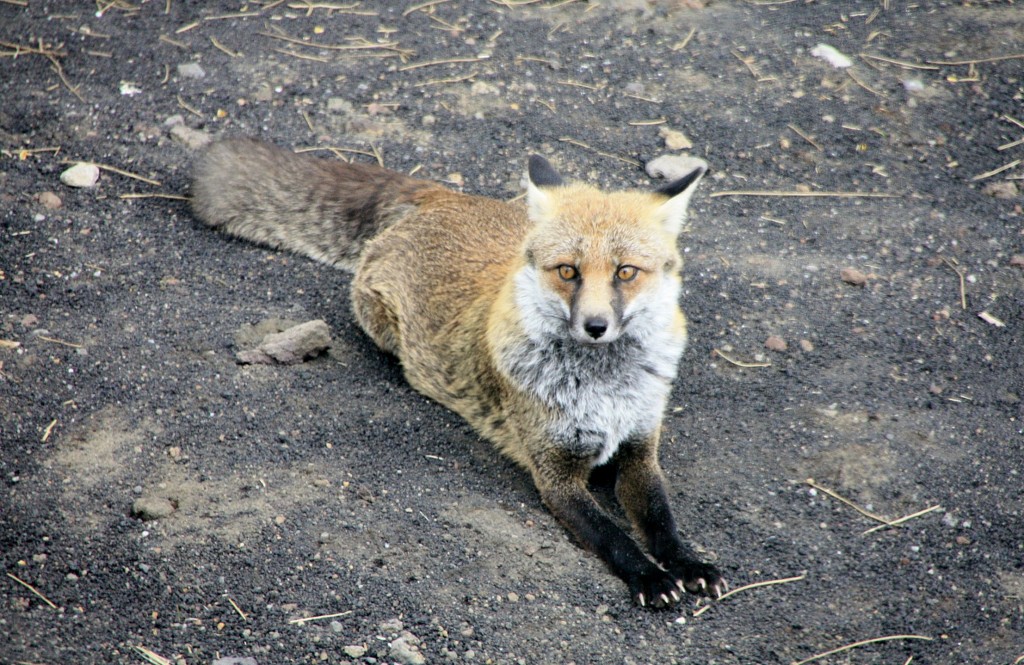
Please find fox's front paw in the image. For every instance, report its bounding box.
[628,566,688,609]
[668,560,728,599]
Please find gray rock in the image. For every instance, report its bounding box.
[389,632,426,665]
[169,124,212,151]
[177,62,206,79]
[236,320,332,365]
[132,496,176,521]
[645,154,708,182]
[60,163,100,188]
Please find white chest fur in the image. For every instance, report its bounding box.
[497,313,686,466]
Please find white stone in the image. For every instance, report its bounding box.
[60,162,100,188]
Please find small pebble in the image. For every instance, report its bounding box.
[645,154,708,182]
[177,62,206,79]
[60,162,100,188]
[470,80,499,96]
[810,43,853,68]
[799,339,814,352]
[1010,255,1024,269]
[764,335,787,352]
[343,645,366,658]
[236,319,332,365]
[840,267,868,286]
[132,496,176,521]
[169,124,212,151]
[902,78,926,93]
[659,126,693,151]
[981,181,1018,199]
[389,633,425,665]
[36,191,62,209]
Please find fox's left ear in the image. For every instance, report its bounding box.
[654,164,707,235]
[526,154,564,222]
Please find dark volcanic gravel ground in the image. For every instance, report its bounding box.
[2,1,1023,664]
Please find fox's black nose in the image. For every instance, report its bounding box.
[583,318,608,339]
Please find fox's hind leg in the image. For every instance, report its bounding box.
[351,269,402,356]
[615,433,727,600]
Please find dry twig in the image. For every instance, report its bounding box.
[627,118,666,127]
[926,54,1024,66]
[177,95,203,117]
[272,48,329,62]
[228,596,248,620]
[970,159,1021,182]
[806,478,894,526]
[36,335,83,348]
[41,418,58,442]
[413,71,478,87]
[671,26,697,52]
[288,610,353,624]
[403,0,451,15]
[557,138,639,166]
[787,124,822,151]
[60,160,162,186]
[731,49,775,82]
[399,56,484,71]
[133,645,172,665]
[846,68,886,98]
[692,573,806,617]
[710,190,896,199]
[712,349,771,368]
[859,53,937,70]
[940,256,967,310]
[258,31,413,59]
[792,634,932,665]
[6,573,58,609]
[210,36,242,57]
[120,193,190,201]
[287,1,375,15]
[862,505,942,535]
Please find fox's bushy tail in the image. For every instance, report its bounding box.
[191,138,439,270]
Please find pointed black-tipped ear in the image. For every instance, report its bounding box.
[654,163,707,236]
[656,164,708,197]
[528,154,564,188]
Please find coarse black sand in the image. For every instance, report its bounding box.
[2,1,1022,663]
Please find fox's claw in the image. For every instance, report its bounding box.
[673,561,727,600]
[631,567,690,609]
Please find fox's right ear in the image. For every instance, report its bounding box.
[526,154,563,222]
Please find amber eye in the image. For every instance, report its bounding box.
[616,265,639,282]
[557,264,578,281]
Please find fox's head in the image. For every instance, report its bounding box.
[515,155,705,346]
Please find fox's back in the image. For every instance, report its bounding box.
[350,187,533,411]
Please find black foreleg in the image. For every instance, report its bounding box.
[615,436,727,598]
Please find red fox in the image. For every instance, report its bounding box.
[191,139,726,607]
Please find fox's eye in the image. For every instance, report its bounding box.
[557,264,578,281]
[616,265,639,282]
